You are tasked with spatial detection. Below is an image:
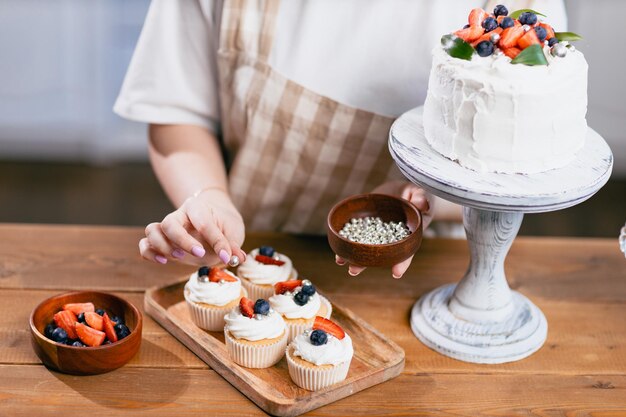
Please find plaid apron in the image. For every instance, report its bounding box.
[217,0,402,235]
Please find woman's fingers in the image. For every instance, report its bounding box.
[139,237,168,264]
[343,256,413,279]
[335,255,346,266]
[348,264,366,276]
[231,245,247,264]
[401,185,434,229]
[391,255,414,279]
[187,207,234,265]
[144,222,180,260]
[159,212,206,258]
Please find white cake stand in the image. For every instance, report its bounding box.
[389,107,613,364]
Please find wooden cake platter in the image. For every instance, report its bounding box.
[144,277,404,417]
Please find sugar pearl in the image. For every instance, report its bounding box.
[338,216,411,245]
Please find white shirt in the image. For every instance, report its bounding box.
[114,0,567,134]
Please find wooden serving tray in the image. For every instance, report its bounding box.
[144,278,405,416]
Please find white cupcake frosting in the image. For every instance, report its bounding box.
[184,270,241,306]
[292,332,353,366]
[224,308,286,341]
[269,292,321,320]
[237,248,294,285]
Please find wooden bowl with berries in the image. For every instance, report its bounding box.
[29,291,142,375]
[327,193,423,267]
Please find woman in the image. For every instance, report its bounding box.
[114,0,566,277]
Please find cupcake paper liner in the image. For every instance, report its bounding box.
[224,329,288,368]
[286,347,351,391]
[238,268,299,301]
[240,279,275,301]
[185,287,247,332]
[284,295,333,343]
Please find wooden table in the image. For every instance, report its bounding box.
[1,223,625,416]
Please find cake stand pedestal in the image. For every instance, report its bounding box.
[389,107,613,364]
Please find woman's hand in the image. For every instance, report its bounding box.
[139,188,246,266]
[334,181,433,279]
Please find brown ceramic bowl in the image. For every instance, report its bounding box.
[327,193,423,267]
[30,291,142,375]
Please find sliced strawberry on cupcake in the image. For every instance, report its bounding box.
[313,316,345,340]
[209,267,238,283]
[239,297,255,318]
[274,279,302,295]
[255,254,285,266]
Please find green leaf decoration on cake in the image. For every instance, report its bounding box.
[441,34,474,61]
[555,32,583,41]
[509,9,547,19]
[511,44,548,66]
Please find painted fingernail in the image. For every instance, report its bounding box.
[171,249,185,259]
[348,269,358,277]
[392,274,402,279]
[218,249,230,265]
[335,256,346,266]
[191,246,206,258]
[155,255,168,264]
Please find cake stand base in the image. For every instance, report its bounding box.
[411,284,547,364]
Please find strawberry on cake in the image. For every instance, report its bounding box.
[269,279,332,342]
[224,297,288,368]
[423,5,587,174]
[236,246,298,300]
[286,317,353,391]
[184,266,247,331]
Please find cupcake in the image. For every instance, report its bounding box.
[236,246,298,300]
[269,279,332,342]
[286,316,353,391]
[224,297,288,368]
[184,266,247,331]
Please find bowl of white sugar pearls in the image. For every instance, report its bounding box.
[327,193,423,267]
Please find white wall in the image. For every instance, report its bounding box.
[0,1,624,177]
[566,0,625,177]
[0,0,149,163]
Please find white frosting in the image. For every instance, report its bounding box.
[269,291,322,320]
[292,332,353,366]
[224,308,286,341]
[423,45,588,174]
[184,270,241,306]
[237,248,294,285]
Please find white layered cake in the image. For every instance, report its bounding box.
[422,7,588,175]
